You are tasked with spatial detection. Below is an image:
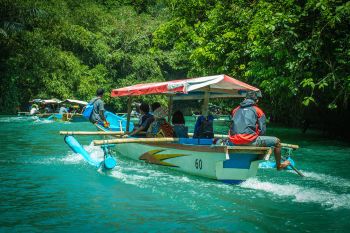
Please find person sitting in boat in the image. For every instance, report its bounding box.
[89,88,109,128]
[147,107,174,138]
[229,90,290,170]
[128,102,154,136]
[149,102,161,114]
[30,104,39,115]
[172,110,188,138]
[70,105,79,114]
[193,114,214,139]
[44,104,53,113]
[59,104,68,114]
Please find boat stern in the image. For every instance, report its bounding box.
[215,146,271,184]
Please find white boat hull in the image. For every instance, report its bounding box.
[114,141,270,184]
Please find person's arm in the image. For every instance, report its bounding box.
[255,106,266,135]
[98,100,107,122]
[129,125,145,136]
[99,110,106,121]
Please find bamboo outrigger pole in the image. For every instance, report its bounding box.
[59,131,125,135]
[94,137,179,145]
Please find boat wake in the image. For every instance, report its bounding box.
[107,157,350,210]
[0,116,39,123]
[240,178,350,210]
[61,142,104,165]
[33,118,54,124]
[302,171,350,188]
[59,146,350,211]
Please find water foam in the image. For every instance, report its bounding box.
[302,171,350,188]
[240,178,350,209]
[60,151,85,164]
[0,116,39,123]
[59,142,104,165]
[34,118,54,124]
[83,142,104,161]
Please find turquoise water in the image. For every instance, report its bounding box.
[0,116,349,232]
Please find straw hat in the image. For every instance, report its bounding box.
[153,107,168,119]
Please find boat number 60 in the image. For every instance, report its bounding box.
[195,159,202,170]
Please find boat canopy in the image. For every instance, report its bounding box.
[63,99,88,106]
[30,98,62,104]
[41,99,62,104]
[111,74,261,100]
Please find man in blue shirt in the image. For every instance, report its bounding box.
[129,102,154,136]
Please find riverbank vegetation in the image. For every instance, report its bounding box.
[1,0,349,138]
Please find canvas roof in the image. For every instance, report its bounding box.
[63,99,88,106]
[111,74,260,100]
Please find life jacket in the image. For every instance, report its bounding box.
[229,99,266,144]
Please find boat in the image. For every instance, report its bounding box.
[59,99,88,122]
[20,98,62,118]
[44,99,88,122]
[62,74,300,183]
[104,111,134,132]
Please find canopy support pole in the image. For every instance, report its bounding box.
[126,96,132,132]
[168,95,173,122]
[202,91,209,116]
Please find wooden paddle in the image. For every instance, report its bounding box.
[282,156,305,177]
[289,164,305,177]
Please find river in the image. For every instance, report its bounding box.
[0,116,349,232]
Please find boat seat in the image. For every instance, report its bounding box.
[179,138,213,145]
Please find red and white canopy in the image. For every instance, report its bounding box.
[111,74,260,100]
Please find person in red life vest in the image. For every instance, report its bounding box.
[228,91,290,170]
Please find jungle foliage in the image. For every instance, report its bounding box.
[1,0,349,136]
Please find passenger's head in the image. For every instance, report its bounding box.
[96,88,104,97]
[139,102,150,114]
[153,107,168,119]
[245,91,259,102]
[172,110,185,125]
[151,102,161,112]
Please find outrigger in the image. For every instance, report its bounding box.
[61,74,301,183]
